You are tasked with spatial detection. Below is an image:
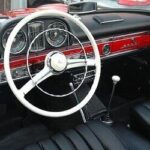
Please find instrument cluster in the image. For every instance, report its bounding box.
[1,19,69,55]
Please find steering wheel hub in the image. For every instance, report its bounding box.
[49,52,67,72]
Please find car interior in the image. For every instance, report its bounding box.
[0,1,150,150]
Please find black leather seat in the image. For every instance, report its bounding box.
[131,100,150,138]
[24,121,150,150]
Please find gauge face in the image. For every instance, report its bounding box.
[2,27,27,54]
[45,21,68,48]
[103,44,111,55]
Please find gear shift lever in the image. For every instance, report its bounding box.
[102,75,120,125]
[69,83,87,123]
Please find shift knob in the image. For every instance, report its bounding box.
[112,75,120,84]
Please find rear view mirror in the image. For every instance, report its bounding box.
[68,2,97,14]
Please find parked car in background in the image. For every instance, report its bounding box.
[67,0,150,10]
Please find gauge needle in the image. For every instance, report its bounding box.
[13,38,16,42]
[54,31,58,38]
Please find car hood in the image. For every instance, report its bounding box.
[119,0,150,6]
[96,0,150,10]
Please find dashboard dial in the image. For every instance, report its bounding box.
[2,27,27,54]
[45,21,68,48]
[103,44,111,55]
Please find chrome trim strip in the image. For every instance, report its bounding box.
[72,30,150,46]
[101,49,139,60]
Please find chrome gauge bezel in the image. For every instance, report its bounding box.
[2,27,27,54]
[45,21,68,48]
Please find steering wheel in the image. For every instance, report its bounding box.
[4,10,101,117]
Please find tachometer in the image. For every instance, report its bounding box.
[45,21,68,48]
[2,27,27,54]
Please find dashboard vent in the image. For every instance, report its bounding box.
[28,21,45,51]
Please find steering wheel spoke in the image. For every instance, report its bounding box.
[67,58,95,70]
[19,66,52,95]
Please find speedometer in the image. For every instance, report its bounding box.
[2,27,27,54]
[45,21,68,48]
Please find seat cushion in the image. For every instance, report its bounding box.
[24,121,150,150]
[113,124,150,150]
[131,101,150,138]
[21,121,150,150]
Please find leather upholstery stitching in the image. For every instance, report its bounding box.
[62,132,78,150]
[73,128,93,150]
[86,123,107,150]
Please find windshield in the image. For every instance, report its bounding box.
[0,0,149,14]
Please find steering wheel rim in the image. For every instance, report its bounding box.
[4,10,101,117]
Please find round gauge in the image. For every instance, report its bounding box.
[103,44,111,55]
[45,21,68,48]
[2,27,27,54]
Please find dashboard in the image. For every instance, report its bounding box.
[0,12,150,85]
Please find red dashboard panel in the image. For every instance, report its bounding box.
[0,31,149,83]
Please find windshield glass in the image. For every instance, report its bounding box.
[0,0,149,14]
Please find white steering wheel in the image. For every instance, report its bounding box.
[4,10,101,117]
